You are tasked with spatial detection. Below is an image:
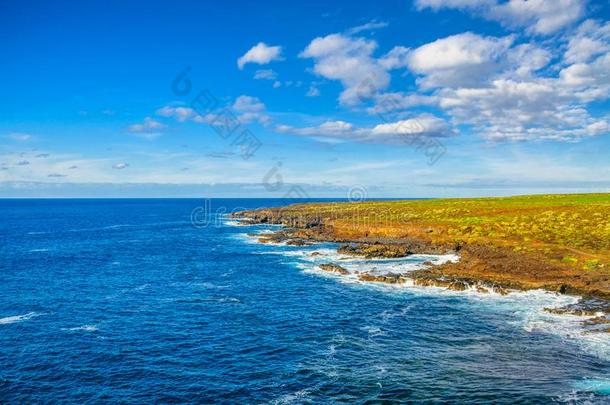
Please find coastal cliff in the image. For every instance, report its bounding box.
[232,193,610,302]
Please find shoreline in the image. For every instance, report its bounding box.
[231,195,610,322]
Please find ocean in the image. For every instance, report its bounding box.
[1,198,610,403]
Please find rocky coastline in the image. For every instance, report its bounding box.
[231,204,610,323]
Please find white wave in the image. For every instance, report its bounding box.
[270,246,458,277]
[272,388,312,405]
[233,232,268,245]
[305,251,610,360]
[235,228,610,361]
[365,280,610,361]
[0,312,43,325]
[62,324,98,332]
[224,220,249,227]
[216,296,241,304]
[196,282,228,289]
[361,325,386,337]
[29,248,49,253]
[234,232,289,246]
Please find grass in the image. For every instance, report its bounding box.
[279,193,610,272]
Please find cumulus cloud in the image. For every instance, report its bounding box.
[379,46,411,70]
[437,77,610,141]
[156,106,196,122]
[360,15,610,143]
[157,96,271,127]
[233,95,270,125]
[406,32,514,88]
[490,0,585,35]
[300,33,391,105]
[560,52,610,99]
[505,43,551,77]
[127,117,166,139]
[275,114,454,144]
[564,19,610,64]
[416,0,585,35]
[371,115,454,138]
[233,95,265,112]
[237,42,283,70]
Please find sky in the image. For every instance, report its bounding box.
[1,0,610,198]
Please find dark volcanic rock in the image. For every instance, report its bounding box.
[358,272,404,284]
[319,263,350,275]
[286,239,311,246]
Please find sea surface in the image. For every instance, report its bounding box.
[2,198,610,403]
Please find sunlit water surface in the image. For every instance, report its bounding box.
[1,199,610,403]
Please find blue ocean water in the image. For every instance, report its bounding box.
[1,198,610,403]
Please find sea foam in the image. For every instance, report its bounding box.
[243,224,610,361]
[0,312,43,325]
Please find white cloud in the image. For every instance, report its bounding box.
[381,19,610,143]
[253,69,277,80]
[415,0,488,11]
[490,0,585,35]
[156,106,217,125]
[233,95,265,112]
[237,42,283,70]
[300,33,390,105]
[369,92,438,114]
[277,120,355,138]
[156,106,196,122]
[379,46,410,70]
[560,53,610,98]
[564,19,610,64]
[275,114,454,143]
[505,43,551,77]
[371,115,454,138]
[437,77,610,141]
[346,20,389,35]
[233,95,270,125]
[112,162,129,170]
[0,150,269,186]
[417,0,586,35]
[406,32,514,88]
[157,97,271,127]
[127,117,166,139]
[306,85,320,97]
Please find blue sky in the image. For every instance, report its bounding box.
[1,0,610,198]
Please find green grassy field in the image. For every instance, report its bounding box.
[278,193,610,272]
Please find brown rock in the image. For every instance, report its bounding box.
[319,263,350,275]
